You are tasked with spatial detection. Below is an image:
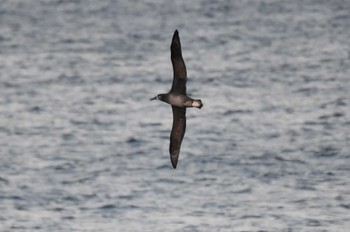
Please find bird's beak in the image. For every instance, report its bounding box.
[150,96,156,101]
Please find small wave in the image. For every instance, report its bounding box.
[313,146,338,158]
[223,109,253,115]
[28,106,43,113]
[99,204,117,210]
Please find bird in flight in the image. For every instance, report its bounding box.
[150,30,203,169]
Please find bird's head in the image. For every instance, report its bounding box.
[150,94,165,101]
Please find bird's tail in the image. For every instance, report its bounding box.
[192,99,203,109]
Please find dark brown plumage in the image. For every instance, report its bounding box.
[170,106,186,168]
[150,30,203,169]
[169,30,187,168]
[170,30,187,95]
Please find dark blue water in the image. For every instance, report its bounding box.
[1,0,350,231]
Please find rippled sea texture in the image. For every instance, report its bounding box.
[1,0,350,231]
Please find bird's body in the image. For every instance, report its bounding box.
[151,30,203,169]
[154,93,203,108]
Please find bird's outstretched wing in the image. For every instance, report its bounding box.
[170,106,186,169]
[170,30,187,95]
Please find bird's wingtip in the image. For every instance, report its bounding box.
[173,30,179,38]
[171,161,177,169]
[171,154,178,169]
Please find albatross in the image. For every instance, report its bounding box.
[150,30,203,169]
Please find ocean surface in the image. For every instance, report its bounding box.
[1,0,350,231]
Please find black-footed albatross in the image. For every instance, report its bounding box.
[150,30,203,169]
